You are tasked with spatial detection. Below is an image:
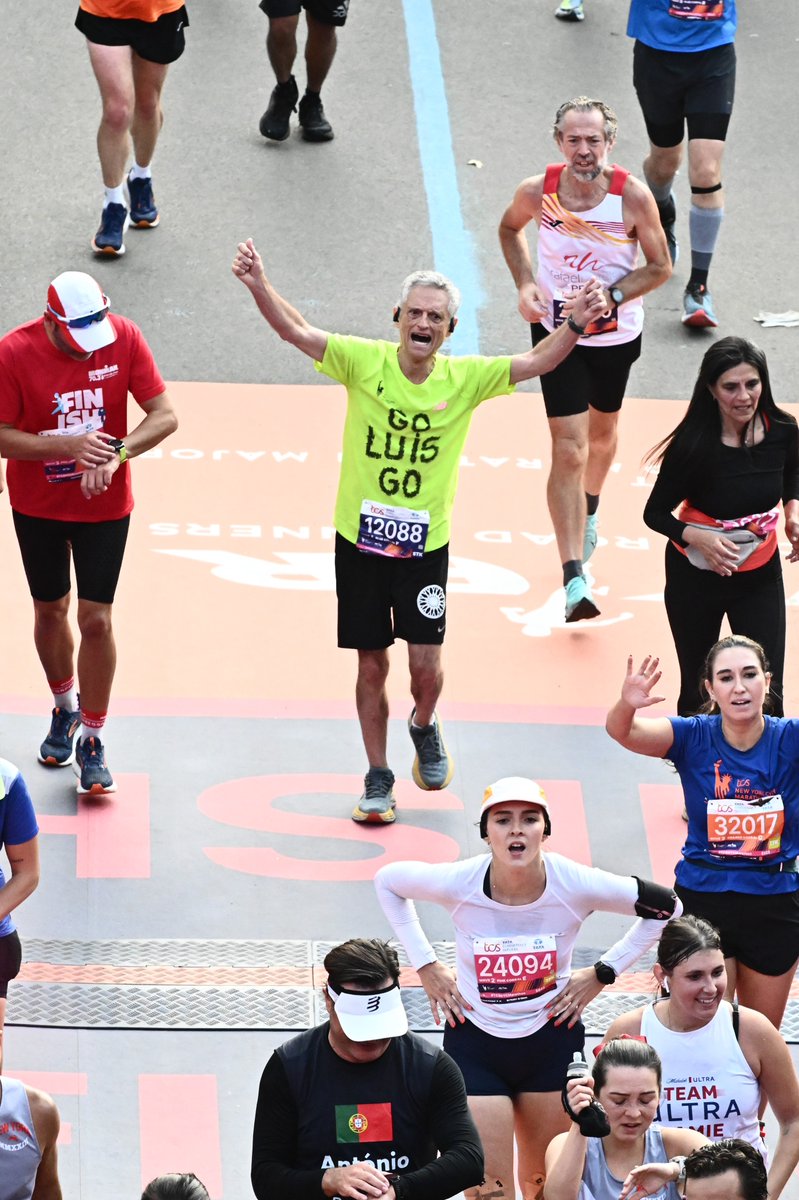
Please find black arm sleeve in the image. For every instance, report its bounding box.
[251,1052,327,1200]
[393,1053,484,1200]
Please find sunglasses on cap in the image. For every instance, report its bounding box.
[47,300,110,329]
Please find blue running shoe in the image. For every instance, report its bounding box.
[565,576,600,623]
[583,513,599,564]
[127,173,160,227]
[682,283,718,329]
[92,202,128,256]
[39,706,81,767]
[75,736,117,796]
[352,767,396,824]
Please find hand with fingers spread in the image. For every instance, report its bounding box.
[548,966,605,1028]
[417,960,471,1028]
[620,655,666,711]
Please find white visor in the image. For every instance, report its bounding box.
[328,981,408,1040]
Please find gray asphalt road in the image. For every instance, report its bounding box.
[2,1,797,399]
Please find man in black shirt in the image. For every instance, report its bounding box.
[251,938,484,1200]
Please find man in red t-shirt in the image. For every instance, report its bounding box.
[74,0,189,257]
[0,271,177,796]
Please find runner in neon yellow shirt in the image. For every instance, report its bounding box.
[233,238,606,823]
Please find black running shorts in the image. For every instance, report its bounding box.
[633,41,736,147]
[530,325,642,419]
[12,512,131,605]
[0,932,22,999]
[259,0,349,26]
[335,533,449,650]
[675,884,799,976]
[75,5,189,64]
[444,1015,585,1096]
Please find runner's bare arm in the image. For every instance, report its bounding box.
[29,1086,62,1200]
[124,391,178,457]
[232,238,329,362]
[0,422,115,466]
[740,1010,799,1200]
[607,178,672,307]
[0,836,39,923]
[498,177,549,323]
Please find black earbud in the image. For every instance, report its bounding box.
[393,308,400,323]
[448,317,455,333]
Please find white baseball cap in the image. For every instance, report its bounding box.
[480,777,550,821]
[46,271,116,353]
[327,981,409,1040]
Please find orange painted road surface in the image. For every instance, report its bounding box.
[6,383,797,720]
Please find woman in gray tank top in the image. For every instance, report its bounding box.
[544,1039,707,1200]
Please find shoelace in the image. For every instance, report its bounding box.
[364,771,393,798]
[415,728,442,763]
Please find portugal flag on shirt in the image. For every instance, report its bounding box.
[335,1103,393,1143]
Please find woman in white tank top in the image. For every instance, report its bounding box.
[604,916,799,1200]
[544,1038,706,1200]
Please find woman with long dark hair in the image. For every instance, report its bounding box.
[643,336,799,715]
[607,638,799,1029]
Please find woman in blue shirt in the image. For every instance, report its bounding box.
[606,636,799,1031]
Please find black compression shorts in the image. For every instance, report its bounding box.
[531,325,642,419]
[633,41,736,147]
[12,512,131,605]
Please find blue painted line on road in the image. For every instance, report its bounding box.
[402,0,483,354]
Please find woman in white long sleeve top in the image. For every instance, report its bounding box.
[374,776,681,1200]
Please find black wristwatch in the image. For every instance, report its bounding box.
[609,285,624,305]
[109,438,128,464]
[593,960,617,985]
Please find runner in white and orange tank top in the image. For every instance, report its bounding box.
[499,97,671,624]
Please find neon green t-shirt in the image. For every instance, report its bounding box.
[316,335,515,552]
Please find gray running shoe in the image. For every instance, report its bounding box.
[408,709,454,791]
[352,767,396,824]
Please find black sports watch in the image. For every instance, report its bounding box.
[609,285,624,305]
[593,960,617,985]
[110,438,128,464]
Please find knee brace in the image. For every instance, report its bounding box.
[691,182,722,195]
